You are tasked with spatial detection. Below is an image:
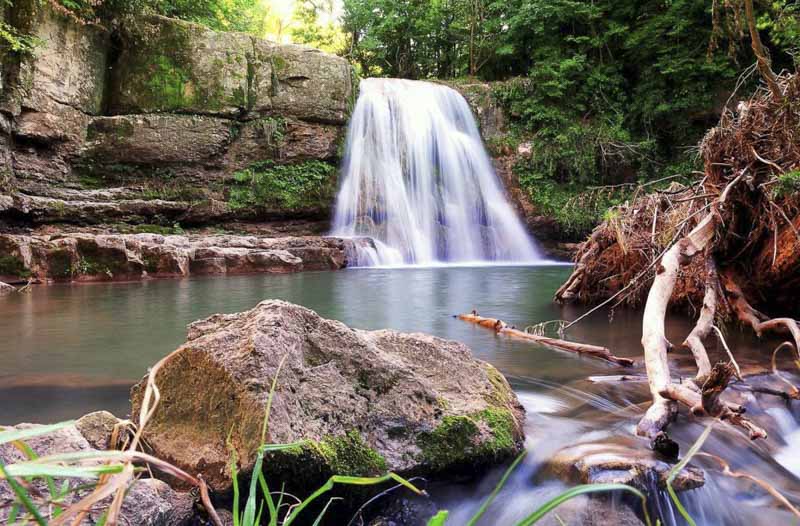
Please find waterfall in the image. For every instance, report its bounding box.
[331,78,544,266]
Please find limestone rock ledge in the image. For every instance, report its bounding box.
[0,233,353,283]
[1,2,353,228]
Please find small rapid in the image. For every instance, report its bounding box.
[331,78,544,266]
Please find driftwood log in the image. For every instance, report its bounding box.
[457,313,634,367]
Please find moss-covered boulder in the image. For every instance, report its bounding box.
[109,16,353,124]
[109,15,253,117]
[131,300,525,492]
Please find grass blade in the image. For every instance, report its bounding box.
[231,452,241,526]
[427,510,450,525]
[312,497,342,526]
[242,451,266,526]
[0,422,75,445]
[2,463,125,479]
[466,450,527,526]
[513,483,651,526]
[257,471,278,525]
[283,473,425,525]
[0,460,48,526]
[261,354,289,444]
[665,425,712,526]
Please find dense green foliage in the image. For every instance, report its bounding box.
[343,0,798,236]
[49,0,265,32]
[0,0,337,38]
[229,160,337,212]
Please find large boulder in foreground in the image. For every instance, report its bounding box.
[132,300,525,492]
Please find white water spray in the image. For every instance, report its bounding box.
[331,78,544,266]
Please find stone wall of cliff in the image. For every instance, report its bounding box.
[0,2,354,232]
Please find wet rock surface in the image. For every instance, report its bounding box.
[0,233,352,283]
[0,419,194,525]
[545,440,705,492]
[131,300,526,492]
[534,496,646,526]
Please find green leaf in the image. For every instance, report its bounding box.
[427,510,450,526]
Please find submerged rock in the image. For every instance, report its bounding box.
[0,281,16,295]
[545,440,705,492]
[534,496,645,526]
[131,300,525,492]
[0,420,193,525]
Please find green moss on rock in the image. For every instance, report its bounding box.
[263,431,386,485]
[110,16,251,115]
[417,408,517,471]
[0,255,30,278]
[316,430,387,476]
[227,160,337,212]
[47,249,74,279]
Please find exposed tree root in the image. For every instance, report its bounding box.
[457,313,635,367]
[557,71,800,440]
[681,258,719,382]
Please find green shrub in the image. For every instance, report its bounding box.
[228,160,337,212]
[774,170,800,198]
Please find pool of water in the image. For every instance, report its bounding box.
[1,266,799,524]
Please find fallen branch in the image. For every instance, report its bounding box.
[697,452,800,518]
[457,313,634,367]
[660,363,766,440]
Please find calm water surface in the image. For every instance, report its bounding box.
[1,266,799,525]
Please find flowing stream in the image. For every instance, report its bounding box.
[331,78,543,266]
[1,268,799,525]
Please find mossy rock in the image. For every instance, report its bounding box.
[109,15,253,116]
[0,255,30,279]
[131,301,525,494]
[109,15,354,124]
[417,408,518,472]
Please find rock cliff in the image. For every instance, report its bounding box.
[0,3,354,233]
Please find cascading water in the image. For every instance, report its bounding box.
[331,78,544,266]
